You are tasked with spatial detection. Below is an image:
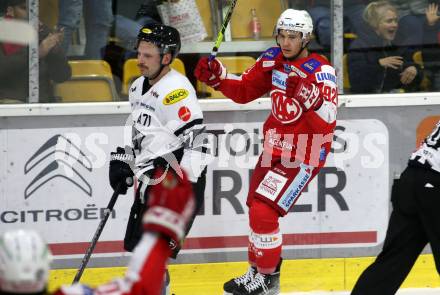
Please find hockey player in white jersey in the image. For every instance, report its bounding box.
[351,120,440,294]
[108,24,208,294]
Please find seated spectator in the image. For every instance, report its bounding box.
[114,0,162,51]
[304,0,370,50]
[347,1,423,94]
[58,0,113,59]
[422,3,440,91]
[102,1,163,89]
[389,0,429,48]
[0,0,71,103]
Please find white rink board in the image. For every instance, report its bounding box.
[187,119,389,252]
[0,126,133,245]
[0,119,389,256]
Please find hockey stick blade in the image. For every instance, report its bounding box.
[72,183,123,283]
[209,0,238,61]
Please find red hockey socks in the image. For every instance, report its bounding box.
[248,200,282,274]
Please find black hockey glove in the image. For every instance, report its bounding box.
[109,147,134,195]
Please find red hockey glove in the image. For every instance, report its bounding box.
[142,168,195,245]
[194,57,227,89]
[286,74,323,111]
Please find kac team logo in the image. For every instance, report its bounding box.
[270,89,303,124]
[24,135,93,199]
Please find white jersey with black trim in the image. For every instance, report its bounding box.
[409,120,440,173]
[129,69,203,177]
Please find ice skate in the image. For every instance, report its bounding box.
[232,259,281,295]
[223,265,257,294]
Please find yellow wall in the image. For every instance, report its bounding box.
[196,0,282,40]
[195,0,213,39]
[230,0,281,39]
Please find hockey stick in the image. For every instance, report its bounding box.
[209,0,238,61]
[72,183,123,283]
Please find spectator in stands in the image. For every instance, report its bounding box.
[57,0,113,59]
[422,3,440,91]
[0,0,71,103]
[114,0,162,51]
[304,0,370,50]
[389,0,429,48]
[347,1,423,94]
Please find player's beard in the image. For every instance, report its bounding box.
[139,64,161,80]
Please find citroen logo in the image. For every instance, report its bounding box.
[24,135,93,199]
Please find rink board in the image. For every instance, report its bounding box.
[1,96,440,269]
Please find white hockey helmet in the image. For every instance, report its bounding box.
[0,229,52,294]
[276,9,314,41]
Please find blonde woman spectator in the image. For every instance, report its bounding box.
[347,1,423,93]
[389,0,429,47]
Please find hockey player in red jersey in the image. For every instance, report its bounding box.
[195,8,338,295]
[0,168,195,295]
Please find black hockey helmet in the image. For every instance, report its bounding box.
[136,24,181,62]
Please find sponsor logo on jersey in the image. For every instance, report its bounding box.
[261,47,280,60]
[301,58,321,73]
[130,86,137,92]
[270,89,303,123]
[263,60,275,68]
[263,50,274,58]
[289,65,307,78]
[272,70,287,90]
[24,135,93,199]
[151,90,159,98]
[256,170,288,201]
[266,128,294,151]
[140,103,155,111]
[163,89,189,105]
[178,106,191,122]
[278,164,313,212]
[278,20,306,30]
[283,64,292,73]
[315,71,337,84]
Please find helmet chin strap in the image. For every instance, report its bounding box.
[148,53,167,81]
[286,37,310,61]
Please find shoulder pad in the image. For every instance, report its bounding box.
[130,76,144,93]
[300,58,322,74]
[258,47,282,61]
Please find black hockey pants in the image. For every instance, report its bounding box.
[351,166,440,295]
